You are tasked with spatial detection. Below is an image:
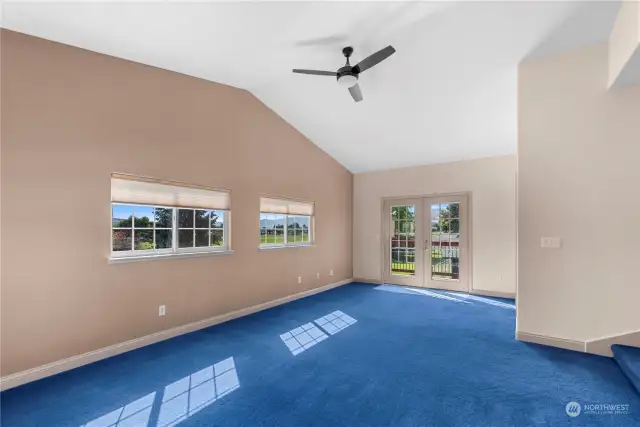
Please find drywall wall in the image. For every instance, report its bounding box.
[0,30,353,376]
[608,0,640,87]
[353,155,517,295]
[518,42,640,342]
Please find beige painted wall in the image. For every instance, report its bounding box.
[608,0,640,87]
[353,155,517,295]
[518,42,640,342]
[0,30,353,376]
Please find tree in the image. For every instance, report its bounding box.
[391,206,415,220]
[435,204,460,234]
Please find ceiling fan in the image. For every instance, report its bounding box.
[292,45,396,102]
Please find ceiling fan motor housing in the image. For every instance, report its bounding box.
[337,65,358,87]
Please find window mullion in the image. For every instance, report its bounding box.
[172,208,178,253]
[284,214,288,245]
[209,211,213,247]
[152,207,156,250]
[224,211,228,249]
[130,206,135,251]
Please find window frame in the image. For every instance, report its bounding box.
[111,202,230,259]
[259,213,313,248]
[176,208,228,254]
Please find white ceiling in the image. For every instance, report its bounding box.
[1,1,621,173]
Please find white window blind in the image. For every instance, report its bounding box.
[260,197,314,215]
[111,174,230,210]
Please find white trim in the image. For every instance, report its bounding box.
[515,331,586,353]
[585,330,640,357]
[352,278,384,285]
[259,244,314,251]
[111,207,229,259]
[470,289,515,299]
[108,250,235,264]
[0,278,353,391]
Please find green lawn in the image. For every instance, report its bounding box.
[261,233,310,244]
[391,258,454,276]
[392,262,416,271]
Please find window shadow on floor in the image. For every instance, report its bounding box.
[78,357,240,427]
[279,310,358,356]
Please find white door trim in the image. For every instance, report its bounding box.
[380,192,473,293]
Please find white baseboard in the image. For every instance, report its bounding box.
[585,330,640,357]
[516,331,586,353]
[355,280,516,301]
[471,289,516,299]
[352,278,383,285]
[0,278,353,391]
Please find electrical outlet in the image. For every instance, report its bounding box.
[330,269,334,276]
[297,276,302,284]
[159,305,166,316]
[540,237,562,249]
[316,272,320,279]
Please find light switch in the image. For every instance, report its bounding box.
[540,237,562,249]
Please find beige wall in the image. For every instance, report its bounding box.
[608,0,640,87]
[353,156,517,295]
[0,30,353,376]
[518,42,640,342]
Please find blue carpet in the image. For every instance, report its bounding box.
[2,283,639,426]
[613,345,640,396]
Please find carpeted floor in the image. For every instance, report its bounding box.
[2,282,639,426]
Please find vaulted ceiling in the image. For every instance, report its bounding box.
[1,1,621,172]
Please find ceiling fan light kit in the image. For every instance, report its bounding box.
[293,45,396,103]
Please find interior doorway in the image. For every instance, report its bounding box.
[382,194,469,292]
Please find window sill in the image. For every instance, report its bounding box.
[259,244,315,251]
[109,250,234,264]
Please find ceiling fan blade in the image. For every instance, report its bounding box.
[352,45,396,74]
[349,83,363,102]
[292,69,337,76]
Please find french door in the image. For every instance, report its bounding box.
[382,198,424,287]
[382,195,469,292]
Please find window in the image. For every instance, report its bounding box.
[259,197,313,247]
[111,174,230,259]
[112,205,174,253]
[177,209,225,249]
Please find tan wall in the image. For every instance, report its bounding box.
[518,42,640,342]
[0,30,353,376]
[353,156,517,295]
[608,0,640,87]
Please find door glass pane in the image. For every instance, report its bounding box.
[431,202,460,280]
[390,205,416,276]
